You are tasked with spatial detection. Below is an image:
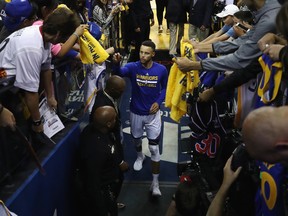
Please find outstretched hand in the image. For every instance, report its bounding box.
[173,57,193,72]
[74,24,89,37]
[222,156,242,189]
[263,44,285,61]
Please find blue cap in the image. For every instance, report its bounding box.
[88,21,102,40]
[3,0,33,32]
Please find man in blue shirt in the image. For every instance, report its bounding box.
[199,4,239,45]
[113,40,168,196]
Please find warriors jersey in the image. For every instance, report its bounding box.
[115,61,168,115]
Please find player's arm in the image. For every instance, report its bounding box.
[156,68,168,105]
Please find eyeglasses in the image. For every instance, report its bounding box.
[235,22,250,32]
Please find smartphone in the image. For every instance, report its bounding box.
[231,143,249,171]
[235,22,250,32]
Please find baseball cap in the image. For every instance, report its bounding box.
[216,4,239,18]
[3,0,33,31]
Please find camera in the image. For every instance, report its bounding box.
[231,143,249,171]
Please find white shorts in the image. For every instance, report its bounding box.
[130,111,161,140]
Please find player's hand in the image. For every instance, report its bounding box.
[149,102,159,114]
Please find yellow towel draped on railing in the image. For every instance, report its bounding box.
[165,40,200,122]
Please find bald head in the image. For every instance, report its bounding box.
[242,106,288,163]
[105,75,126,99]
[92,106,117,130]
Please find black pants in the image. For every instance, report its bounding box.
[132,17,151,61]
[81,182,119,216]
[155,0,168,27]
[100,183,118,216]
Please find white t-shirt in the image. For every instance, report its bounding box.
[0,25,52,92]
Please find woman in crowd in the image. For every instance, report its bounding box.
[92,0,121,48]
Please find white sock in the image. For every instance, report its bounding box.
[152,174,159,185]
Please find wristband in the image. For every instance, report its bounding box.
[73,32,79,40]
[0,104,3,114]
[32,119,42,126]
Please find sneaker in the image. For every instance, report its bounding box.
[158,25,163,34]
[133,155,146,171]
[166,29,170,35]
[150,182,162,196]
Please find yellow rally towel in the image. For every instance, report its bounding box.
[180,41,200,92]
[170,65,189,122]
[166,63,187,122]
[165,40,200,122]
[257,54,283,104]
[79,30,109,64]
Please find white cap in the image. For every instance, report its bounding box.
[216,4,239,18]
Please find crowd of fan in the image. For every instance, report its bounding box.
[169,0,288,215]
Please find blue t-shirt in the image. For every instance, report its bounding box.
[115,61,168,115]
[221,24,236,38]
[221,24,231,33]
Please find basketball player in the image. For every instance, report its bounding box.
[113,40,168,196]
